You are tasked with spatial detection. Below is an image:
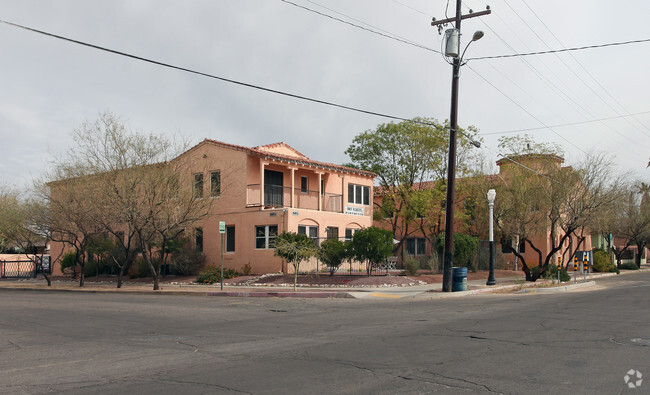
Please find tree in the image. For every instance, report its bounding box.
[606,183,650,268]
[346,117,481,258]
[318,238,347,276]
[349,227,394,275]
[0,186,53,285]
[43,111,215,290]
[494,136,622,281]
[274,232,318,290]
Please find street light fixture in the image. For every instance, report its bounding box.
[486,189,497,286]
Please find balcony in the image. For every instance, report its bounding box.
[247,184,342,213]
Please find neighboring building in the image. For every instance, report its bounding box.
[373,153,595,270]
[51,139,375,275]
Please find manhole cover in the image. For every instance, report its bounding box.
[631,338,650,346]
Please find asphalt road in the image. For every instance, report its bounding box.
[1,272,649,394]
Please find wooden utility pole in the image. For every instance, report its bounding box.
[432,3,491,292]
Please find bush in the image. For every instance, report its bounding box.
[319,239,347,276]
[435,232,479,267]
[60,251,77,272]
[403,257,420,276]
[535,264,570,282]
[620,262,639,270]
[84,260,98,277]
[196,266,240,284]
[241,262,252,276]
[170,245,205,275]
[129,257,150,278]
[592,250,616,273]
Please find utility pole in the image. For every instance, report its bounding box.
[432,2,490,292]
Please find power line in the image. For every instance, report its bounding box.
[466,63,587,155]
[467,37,650,60]
[280,0,441,53]
[0,18,426,126]
[479,110,650,136]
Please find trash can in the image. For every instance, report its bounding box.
[452,267,468,292]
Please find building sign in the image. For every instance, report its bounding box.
[345,206,365,216]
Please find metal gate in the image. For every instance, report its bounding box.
[0,257,50,279]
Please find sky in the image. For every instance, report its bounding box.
[2,0,650,189]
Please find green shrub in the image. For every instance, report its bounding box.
[592,250,616,273]
[241,262,252,276]
[129,257,150,278]
[170,244,205,275]
[319,238,347,276]
[620,262,639,270]
[535,264,570,282]
[196,266,240,284]
[403,257,420,276]
[84,260,98,277]
[60,251,77,272]
[435,232,479,267]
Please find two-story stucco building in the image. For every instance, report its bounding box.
[183,139,375,274]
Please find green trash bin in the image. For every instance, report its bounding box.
[452,267,467,292]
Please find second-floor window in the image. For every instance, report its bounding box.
[210,170,221,197]
[301,176,308,193]
[194,173,204,199]
[348,184,370,205]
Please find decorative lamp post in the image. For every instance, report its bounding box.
[486,189,497,286]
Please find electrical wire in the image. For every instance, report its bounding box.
[467,37,650,60]
[280,0,441,53]
[465,63,587,155]
[0,18,426,126]
[479,110,650,136]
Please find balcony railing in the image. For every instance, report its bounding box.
[247,184,343,213]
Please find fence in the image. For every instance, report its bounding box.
[0,256,51,279]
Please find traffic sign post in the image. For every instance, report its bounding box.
[557,256,562,283]
[583,255,589,283]
[573,256,578,284]
[219,221,226,290]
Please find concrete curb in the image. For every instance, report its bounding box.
[206,291,354,298]
[515,281,596,294]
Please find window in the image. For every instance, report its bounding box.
[345,228,360,242]
[226,226,235,252]
[348,184,370,205]
[210,170,221,197]
[255,225,278,249]
[298,225,319,245]
[301,176,308,193]
[406,237,426,256]
[321,179,325,196]
[326,227,339,239]
[193,173,204,199]
[195,227,203,253]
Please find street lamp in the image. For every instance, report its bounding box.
[440,26,485,292]
[486,189,497,286]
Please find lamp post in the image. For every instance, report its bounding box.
[440,23,485,292]
[486,189,497,286]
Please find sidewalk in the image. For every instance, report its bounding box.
[0,268,645,299]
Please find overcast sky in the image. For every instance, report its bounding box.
[2,0,649,188]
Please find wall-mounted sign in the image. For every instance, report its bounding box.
[345,206,364,216]
[292,211,299,216]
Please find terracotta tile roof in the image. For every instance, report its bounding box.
[185,138,376,177]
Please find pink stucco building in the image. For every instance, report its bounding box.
[175,139,376,274]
